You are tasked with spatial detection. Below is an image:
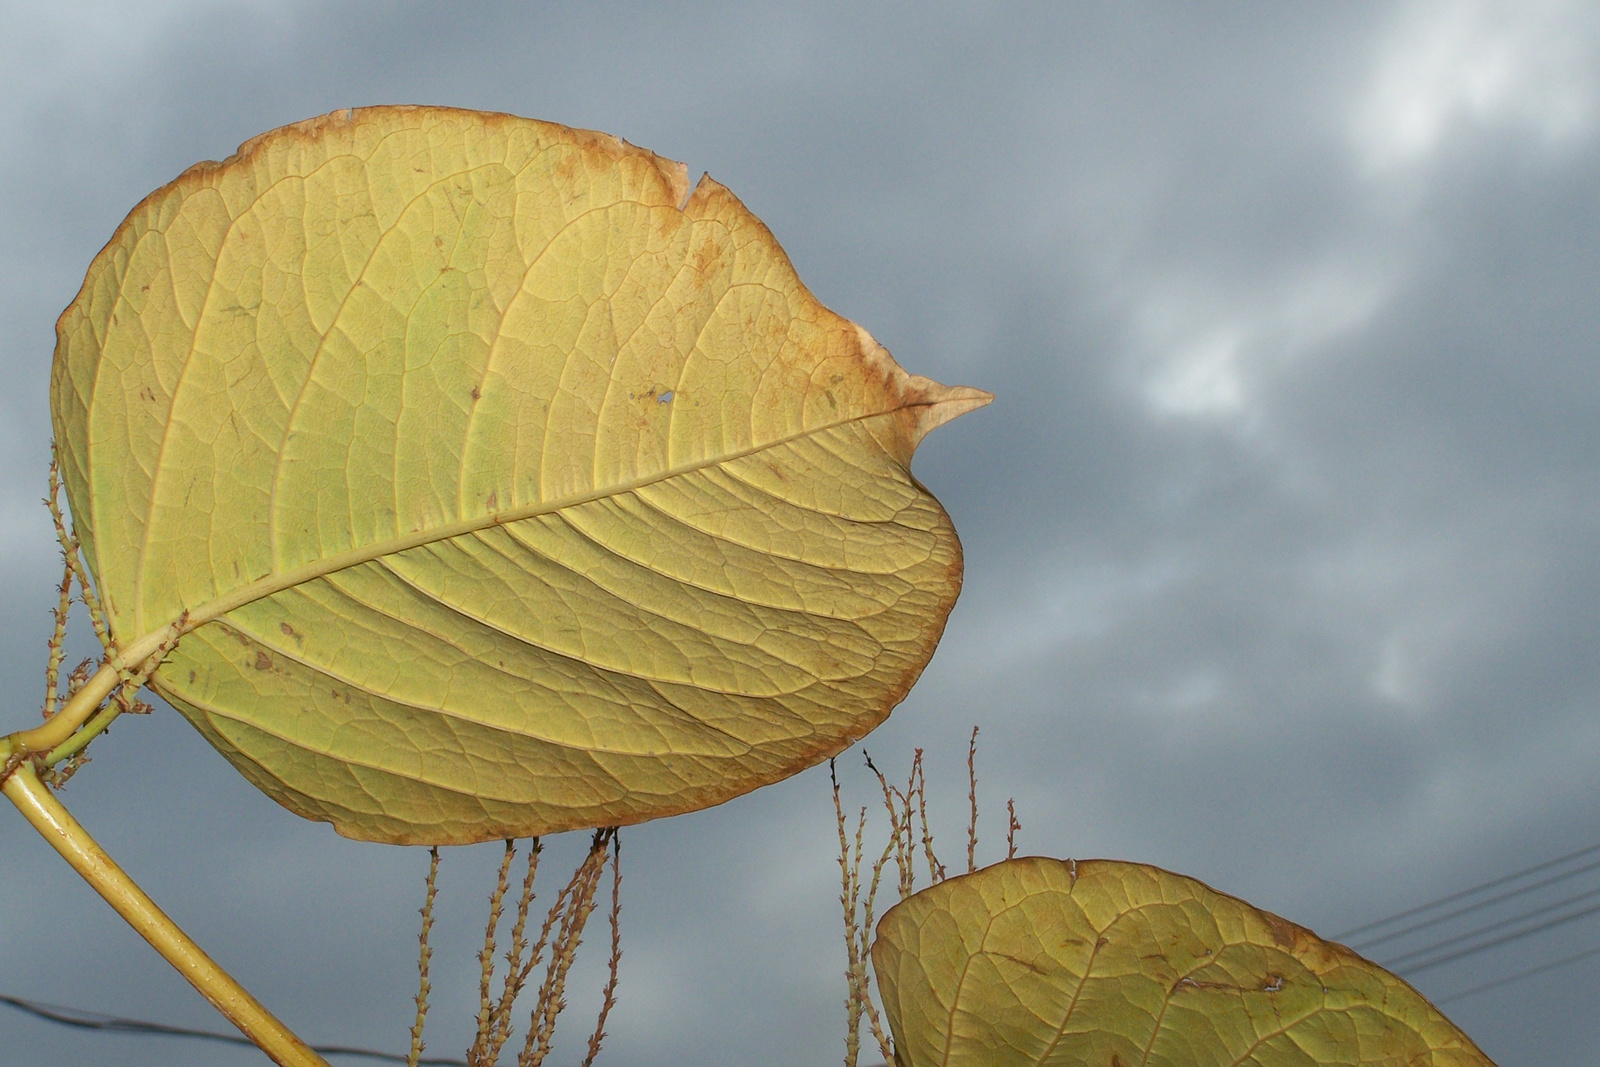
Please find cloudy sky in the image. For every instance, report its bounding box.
[3,2,1600,1064]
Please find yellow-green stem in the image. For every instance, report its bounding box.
[2,761,331,1067]
[3,617,183,762]
[43,703,123,766]
[10,659,121,754]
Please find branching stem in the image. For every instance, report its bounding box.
[2,620,179,766]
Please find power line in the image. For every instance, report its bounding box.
[1381,881,1600,969]
[1396,899,1600,976]
[1435,942,1600,1005]
[1348,854,1600,951]
[1332,839,1600,942]
[1320,840,1600,1002]
[0,994,467,1065]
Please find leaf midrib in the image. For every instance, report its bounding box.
[110,401,942,669]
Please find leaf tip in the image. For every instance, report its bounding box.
[910,383,993,444]
[851,325,992,455]
[894,376,992,455]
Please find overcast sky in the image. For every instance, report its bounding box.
[3,2,1600,1064]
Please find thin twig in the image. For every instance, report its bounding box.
[468,841,517,1066]
[519,830,612,1067]
[864,753,913,899]
[481,840,543,1064]
[857,805,898,1064]
[42,537,72,721]
[47,444,116,664]
[521,831,610,1066]
[407,847,441,1067]
[899,754,920,896]
[580,831,623,1067]
[912,750,944,885]
[502,845,589,1053]
[1006,799,1021,861]
[966,726,980,875]
[833,761,864,1067]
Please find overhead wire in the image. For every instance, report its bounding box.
[1382,881,1600,970]
[1435,942,1600,1005]
[1332,839,1600,942]
[1346,854,1600,951]
[1326,838,1600,1001]
[1393,898,1600,976]
[0,994,468,1065]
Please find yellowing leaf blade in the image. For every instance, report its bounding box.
[52,107,988,842]
[872,857,1496,1067]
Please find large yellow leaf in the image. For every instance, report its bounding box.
[873,857,1495,1067]
[51,106,988,844]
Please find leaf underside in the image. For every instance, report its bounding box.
[872,857,1496,1067]
[51,106,989,843]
